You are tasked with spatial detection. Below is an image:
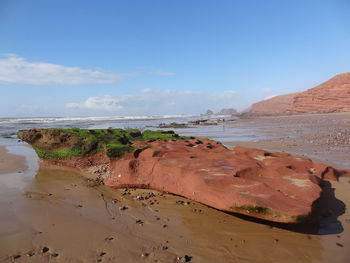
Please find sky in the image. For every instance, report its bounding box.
[0,0,349,117]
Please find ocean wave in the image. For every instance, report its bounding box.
[0,114,197,124]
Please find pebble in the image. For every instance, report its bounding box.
[336,243,344,247]
[177,255,192,262]
[26,251,35,257]
[42,247,49,253]
[136,219,144,225]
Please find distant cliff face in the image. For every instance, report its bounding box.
[287,73,350,114]
[245,73,350,115]
[244,93,300,115]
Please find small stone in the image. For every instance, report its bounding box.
[42,247,49,253]
[26,251,35,257]
[136,219,144,225]
[141,252,150,257]
[111,199,119,203]
[177,255,192,262]
[100,252,106,257]
[51,253,59,257]
[119,206,128,211]
[13,255,21,260]
[336,243,344,247]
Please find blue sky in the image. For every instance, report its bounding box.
[0,0,349,117]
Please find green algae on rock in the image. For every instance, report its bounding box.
[18,128,189,160]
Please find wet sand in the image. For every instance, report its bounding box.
[1,113,350,262]
[0,146,26,174]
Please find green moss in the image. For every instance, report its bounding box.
[34,147,85,159]
[142,130,177,141]
[106,144,135,158]
[152,150,161,157]
[235,206,270,214]
[30,128,192,160]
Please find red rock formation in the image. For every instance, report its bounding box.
[244,93,300,115]
[287,73,350,113]
[245,72,350,115]
[39,138,350,223]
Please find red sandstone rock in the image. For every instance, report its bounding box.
[245,72,350,115]
[39,138,350,223]
[244,93,300,115]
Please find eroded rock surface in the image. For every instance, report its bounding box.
[18,128,350,223]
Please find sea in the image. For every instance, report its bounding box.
[0,114,268,145]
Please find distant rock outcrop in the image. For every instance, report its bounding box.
[244,72,350,115]
[217,108,238,115]
[205,109,214,115]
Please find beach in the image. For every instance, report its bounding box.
[0,113,350,262]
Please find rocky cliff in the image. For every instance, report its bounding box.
[244,93,300,115]
[18,128,350,223]
[245,72,350,115]
[287,72,350,114]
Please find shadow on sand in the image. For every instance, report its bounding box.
[226,180,345,235]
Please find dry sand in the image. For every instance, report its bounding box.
[1,113,350,262]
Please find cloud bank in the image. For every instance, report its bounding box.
[0,54,134,85]
[66,89,237,115]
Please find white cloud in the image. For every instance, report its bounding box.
[66,95,125,110]
[0,54,135,85]
[65,89,238,114]
[149,71,176,76]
